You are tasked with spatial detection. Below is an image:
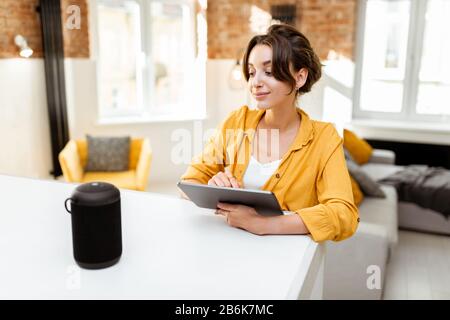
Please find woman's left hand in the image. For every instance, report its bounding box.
[215,202,266,235]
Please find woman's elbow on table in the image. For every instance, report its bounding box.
[297,201,359,242]
[334,202,359,242]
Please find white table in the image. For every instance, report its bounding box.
[0,174,324,299]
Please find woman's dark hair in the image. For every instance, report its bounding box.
[242,23,322,96]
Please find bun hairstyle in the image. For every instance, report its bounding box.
[242,23,323,96]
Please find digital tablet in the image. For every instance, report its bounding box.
[177,181,283,216]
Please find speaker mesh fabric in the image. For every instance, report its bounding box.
[71,200,122,265]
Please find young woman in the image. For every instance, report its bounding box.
[180,24,358,242]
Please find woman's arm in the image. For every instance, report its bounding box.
[216,203,310,236]
[262,213,310,235]
[296,142,359,242]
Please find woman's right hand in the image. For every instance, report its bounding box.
[208,168,242,188]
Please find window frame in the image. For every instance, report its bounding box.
[353,0,449,123]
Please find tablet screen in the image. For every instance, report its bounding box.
[177,181,283,216]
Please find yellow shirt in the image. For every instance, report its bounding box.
[180,106,359,242]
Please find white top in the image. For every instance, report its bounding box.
[0,174,323,299]
[242,156,281,190]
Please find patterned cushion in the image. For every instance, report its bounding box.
[85,135,130,172]
[345,154,386,198]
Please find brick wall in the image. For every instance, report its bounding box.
[0,0,89,58]
[61,0,90,58]
[207,0,357,61]
[0,0,355,61]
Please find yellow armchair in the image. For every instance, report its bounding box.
[59,138,152,191]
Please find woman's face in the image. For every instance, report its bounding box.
[247,44,296,110]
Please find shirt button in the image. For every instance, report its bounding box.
[275,173,280,179]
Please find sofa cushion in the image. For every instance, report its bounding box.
[347,158,386,198]
[358,185,398,247]
[361,163,404,181]
[85,135,130,172]
[343,129,373,165]
[369,149,396,165]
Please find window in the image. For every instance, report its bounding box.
[97,0,143,117]
[354,0,450,121]
[96,0,206,121]
[416,0,450,116]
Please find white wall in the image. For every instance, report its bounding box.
[0,59,52,179]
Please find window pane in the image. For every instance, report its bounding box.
[98,0,142,117]
[416,0,450,115]
[149,1,195,114]
[359,0,410,113]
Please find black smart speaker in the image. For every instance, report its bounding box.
[64,182,122,269]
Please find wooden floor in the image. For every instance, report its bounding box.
[383,230,450,300]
